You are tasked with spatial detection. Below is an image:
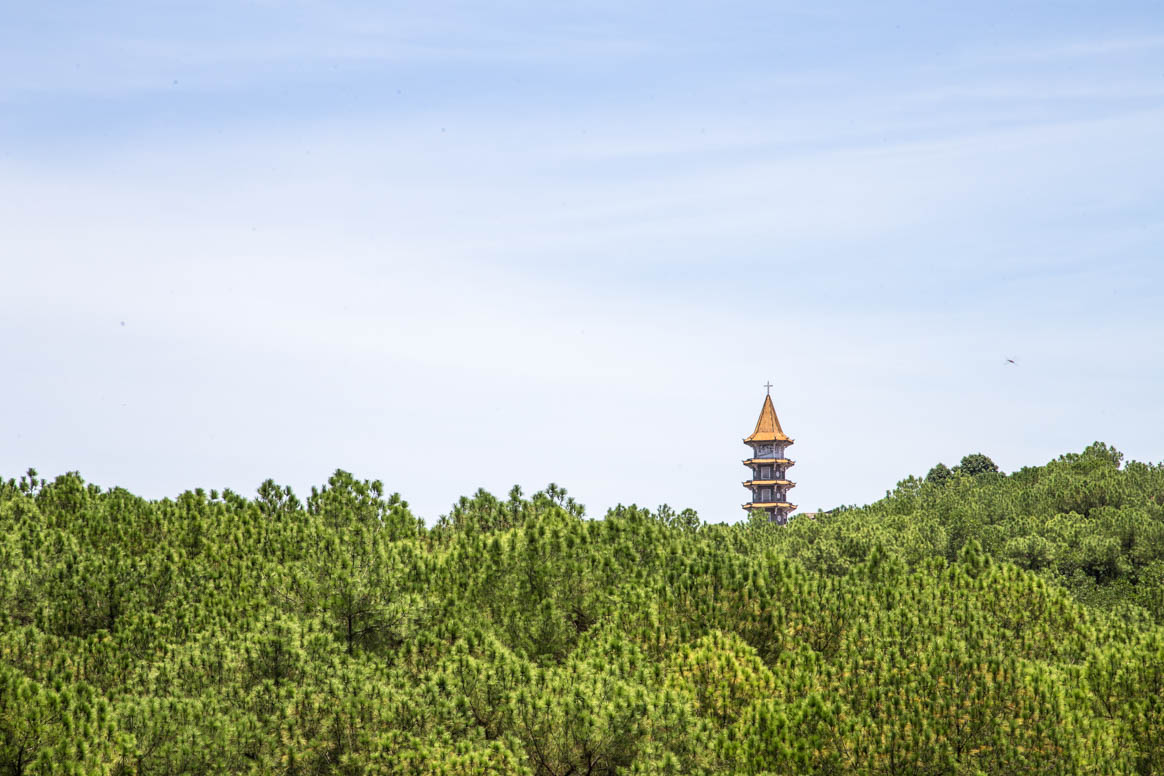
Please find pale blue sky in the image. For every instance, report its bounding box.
[3,1,1163,521]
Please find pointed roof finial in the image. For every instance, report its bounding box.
[744,393,791,443]
[764,380,773,395]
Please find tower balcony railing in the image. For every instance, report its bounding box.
[741,501,797,511]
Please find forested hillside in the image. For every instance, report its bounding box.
[2,443,1163,775]
[752,443,1164,621]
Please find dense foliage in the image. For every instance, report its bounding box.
[768,443,1164,620]
[2,443,1163,775]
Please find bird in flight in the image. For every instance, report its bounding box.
[1005,358,1016,364]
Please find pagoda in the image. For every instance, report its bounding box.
[742,387,796,524]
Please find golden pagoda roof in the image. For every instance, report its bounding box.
[744,394,791,443]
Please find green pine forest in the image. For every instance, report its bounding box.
[3,442,1164,775]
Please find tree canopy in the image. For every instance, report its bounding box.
[2,444,1163,774]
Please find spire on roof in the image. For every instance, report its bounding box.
[744,394,790,443]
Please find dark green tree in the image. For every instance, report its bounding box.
[926,461,953,484]
[955,452,1001,476]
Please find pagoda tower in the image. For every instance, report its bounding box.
[742,388,796,524]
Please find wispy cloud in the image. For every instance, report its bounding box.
[978,33,1164,63]
[0,2,658,98]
